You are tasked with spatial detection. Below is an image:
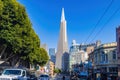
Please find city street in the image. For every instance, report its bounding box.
[50,74,70,80]
[0,0,120,80]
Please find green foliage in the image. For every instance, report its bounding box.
[32,48,49,66]
[0,0,49,66]
[54,68,61,74]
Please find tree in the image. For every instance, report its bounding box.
[0,0,49,67]
[29,48,49,66]
[54,68,61,74]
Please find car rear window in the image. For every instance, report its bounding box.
[40,75,49,77]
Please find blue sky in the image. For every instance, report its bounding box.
[18,0,120,49]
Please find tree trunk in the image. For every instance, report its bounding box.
[0,45,7,59]
[15,58,21,67]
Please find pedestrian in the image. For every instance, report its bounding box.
[63,76,65,80]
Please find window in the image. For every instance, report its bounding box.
[101,52,105,62]
[113,51,116,60]
[101,53,102,62]
[109,67,118,72]
[101,67,107,72]
[103,53,105,61]
[3,70,21,75]
[22,71,25,77]
[105,54,108,62]
[95,53,97,63]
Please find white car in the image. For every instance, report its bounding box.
[39,74,50,80]
[0,68,28,80]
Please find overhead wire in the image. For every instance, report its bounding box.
[90,6,120,43]
[84,0,114,43]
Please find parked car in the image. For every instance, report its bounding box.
[38,74,49,80]
[29,73,37,80]
[0,68,28,80]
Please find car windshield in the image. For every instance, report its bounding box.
[3,70,21,75]
[40,75,49,77]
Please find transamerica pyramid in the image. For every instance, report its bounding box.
[55,8,69,70]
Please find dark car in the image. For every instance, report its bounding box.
[38,74,50,80]
[27,74,37,80]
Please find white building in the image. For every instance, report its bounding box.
[69,40,88,70]
[55,8,69,71]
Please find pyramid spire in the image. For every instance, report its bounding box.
[61,8,65,22]
[56,7,68,70]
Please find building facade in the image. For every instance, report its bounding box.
[49,48,55,56]
[55,8,69,71]
[49,48,56,64]
[49,61,55,77]
[69,40,81,70]
[69,40,94,71]
[116,26,120,77]
[91,42,118,80]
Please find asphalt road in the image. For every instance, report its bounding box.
[50,74,70,80]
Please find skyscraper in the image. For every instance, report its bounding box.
[55,8,68,70]
[49,48,56,64]
[49,48,55,56]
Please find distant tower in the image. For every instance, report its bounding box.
[96,40,101,47]
[55,8,68,70]
[49,48,56,64]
